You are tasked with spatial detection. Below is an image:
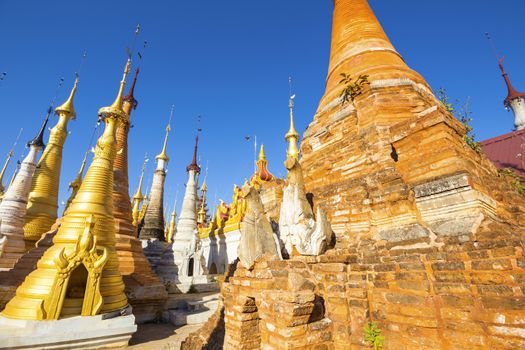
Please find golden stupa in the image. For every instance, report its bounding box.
[23,78,78,249]
[2,59,132,320]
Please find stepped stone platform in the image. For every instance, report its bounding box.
[0,306,136,350]
[164,292,220,327]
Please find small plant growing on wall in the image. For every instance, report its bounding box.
[364,322,385,350]
[498,168,525,195]
[339,73,370,104]
[437,88,481,154]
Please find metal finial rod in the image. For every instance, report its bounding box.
[137,41,148,66]
[75,50,88,81]
[127,24,141,59]
[142,153,149,172]
[289,76,293,98]
[168,105,175,126]
[9,128,23,156]
[485,32,502,63]
[49,77,65,110]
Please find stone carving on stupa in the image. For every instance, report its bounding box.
[0,111,49,270]
[23,78,78,251]
[238,183,282,269]
[279,95,332,256]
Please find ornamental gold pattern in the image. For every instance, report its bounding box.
[23,78,78,248]
[1,59,131,320]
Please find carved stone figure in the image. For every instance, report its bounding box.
[238,184,282,269]
[279,157,332,256]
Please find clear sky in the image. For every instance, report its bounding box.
[0,0,524,215]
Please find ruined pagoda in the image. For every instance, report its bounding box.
[112,67,167,323]
[183,1,525,349]
[23,78,78,250]
[0,112,49,270]
[139,118,171,241]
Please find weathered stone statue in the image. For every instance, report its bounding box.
[238,184,282,269]
[279,156,332,256]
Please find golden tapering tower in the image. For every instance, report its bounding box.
[131,157,146,227]
[64,151,89,213]
[167,205,176,243]
[285,97,300,160]
[23,78,78,249]
[2,59,131,320]
[197,181,207,226]
[113,66,167,323]
[0,151,14,200]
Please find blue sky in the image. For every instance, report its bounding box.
[1,0,524,215]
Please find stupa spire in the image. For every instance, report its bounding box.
[251,144,274,187]
[285,91,300,160]
[318,0,429,114]
[156,106,173,164]
[131,156,147,227]
[139,107,174,242]
[498,58,525,130]
[186,133,201,173]
[2,56,132,319]
[24,76,80,248]
[122,67,139,110]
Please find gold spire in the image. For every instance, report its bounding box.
[64,151,89,213]
[131,158,147,226]
[156,118,171,162]
[24,76,80,246]
[197,183,207,225]
[285,96,300,160]
[98,58,131,122]
[55,77,78,118]
[258,144,267,161]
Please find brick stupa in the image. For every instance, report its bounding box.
[114,68,167,323]
[182,1,525,349]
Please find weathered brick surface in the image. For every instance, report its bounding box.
[182,0,525,349]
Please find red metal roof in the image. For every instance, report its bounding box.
[481,129,525,179]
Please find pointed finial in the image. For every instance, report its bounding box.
[27,107,52,149]
[258,144,266,160]
[133,154,148,200]
[98,58,132,121]
[201,180,208,193]
[55,76,79,119]
[485,33,525,108]
[123,67,140,109]
[187,130,201,173]
[1,128,22,190]
[156,106,173,162]
[285,76,300,160]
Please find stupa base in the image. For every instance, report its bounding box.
[164,275,219,294]
[0,306,137,350]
